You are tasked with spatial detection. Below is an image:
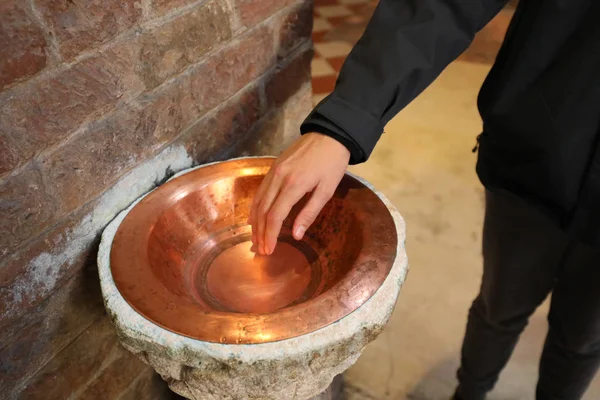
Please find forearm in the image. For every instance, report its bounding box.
[302,0,507,164]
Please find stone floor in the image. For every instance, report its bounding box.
[310,1,600,399]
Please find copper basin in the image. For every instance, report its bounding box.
[110,158,397,344]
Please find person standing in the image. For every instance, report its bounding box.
[248,1,600,399]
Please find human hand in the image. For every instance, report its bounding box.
[248,133,351,255]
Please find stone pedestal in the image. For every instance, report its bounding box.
[309,375,344,400]
[98,168,408,400]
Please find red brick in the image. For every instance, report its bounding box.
[0,0,48,89]
[180,85,263,163]
[33,0,142,60]
[181,25,274,121]
[0,166,58,260]
[0,37,145,171]
[151,0,197,16]
[0,268,105,397]
[234,83,310,157]
[19,318,121,400]
[236,0,295,27]
[37,24,274,224]
[0,200,97,327]
[38,100,176,214]
[235,110,285,157]
[79,346,148,400]
[0,131,18,175]
[266,47,312,108]
[133,23,274,146]
[276,1,313,58]
[138,0,232,89]
[118,369,173,400]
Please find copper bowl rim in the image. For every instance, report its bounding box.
[108,157,398,344]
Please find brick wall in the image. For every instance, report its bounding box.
[0,0,313,398]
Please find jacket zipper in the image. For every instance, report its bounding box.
[472,134,483,153]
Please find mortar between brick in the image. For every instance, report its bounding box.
[0,74,311,339]
[0,0,312,184]
[1,41,312,269]
[25,0,61,65]
[1,1,315,397]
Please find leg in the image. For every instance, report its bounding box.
[456,190,569,400]
[537,243,600,400]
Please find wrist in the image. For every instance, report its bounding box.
[305,132,351,160]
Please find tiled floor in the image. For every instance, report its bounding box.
[309,1,600,399]
[311,0,377,104]
[310,0,515,104]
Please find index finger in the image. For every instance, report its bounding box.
[264,183,308,254]
[248,173,273,245]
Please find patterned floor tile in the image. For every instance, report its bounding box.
[313,17,334,32]
[312,31,328,43]
[312,93,329,106]
[327,56,347,72]
[315,41,354,58]
[311,0,372,98]
[312,75,338,94]
[312,58,337,77]
[315,5,353,18]
[310,0,512,101]
[338,0,373,4]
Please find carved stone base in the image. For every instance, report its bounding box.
[98,167,408,400]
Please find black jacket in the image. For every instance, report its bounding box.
[302,0,600,247]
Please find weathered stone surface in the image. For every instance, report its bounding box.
[276,1,313,58]
[97,163,408,400]
[0,267,105,398]
[1,146,194,397]
[34,0,142,60]
[138,0,232,89]
[266,46,313,109]
[0,166,58,259]
[1,146,193,348]
[0,0,48,89]
[235,0,296,27]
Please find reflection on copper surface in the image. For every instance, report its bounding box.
[110,158,397,344]
[206,240,312,313]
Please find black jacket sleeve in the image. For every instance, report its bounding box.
[301,0,507,164]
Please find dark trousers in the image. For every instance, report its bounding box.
[456,190,600,400]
